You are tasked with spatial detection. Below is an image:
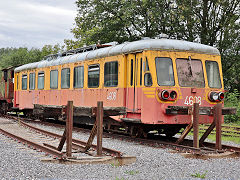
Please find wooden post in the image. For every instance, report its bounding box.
[97,101,103,156]
[66,101,73,157]
[193,103,199,148]
[215,103,222,150]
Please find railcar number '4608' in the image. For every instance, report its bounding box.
[107,92,117,101]
[184,96,202,105]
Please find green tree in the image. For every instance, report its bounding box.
[0,44,65,69]
[65,0,174,48]
[68,0,240,92]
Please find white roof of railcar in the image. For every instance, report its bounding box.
[15,38,220,72]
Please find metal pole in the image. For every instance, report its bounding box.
[199,121,215,145]
[97,101,103,156]
[176,122,193,144]
[215,103,222,150]
[57,129,66,151]
[193,103,199,148]
[66,101,73,157]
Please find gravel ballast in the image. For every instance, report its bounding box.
[0,120,240,180]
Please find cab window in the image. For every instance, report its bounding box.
[104,61,118,87]
[155,57,174,86]
[176,58,204,87]
[205,61,221,88]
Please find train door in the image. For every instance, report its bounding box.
[126,53,142,113]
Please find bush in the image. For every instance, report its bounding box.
[224,89,240,123]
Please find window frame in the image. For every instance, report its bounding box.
[130,59,134,86]
[104,61,118,87]
[144,57,153,87]
[50,70,58,89]
[37,71,45,90]
[140,58,143,86]
[61,68,70,89]
[176,58,205,88]
[88,64,100,88]
[74,66,84,88]
[155,57,175,86]
[205,60,222,88]
[22,74,28,90]
[29,72,35,90]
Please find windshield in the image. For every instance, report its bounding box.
[155,57,175,86]
[205,61,221,88]
[176,58,205,87]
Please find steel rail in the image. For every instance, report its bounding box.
[0,127,64,159]
[20,120,122,157]
[171,137,240,152]
[20,118,239,155]
[6,115,240,156]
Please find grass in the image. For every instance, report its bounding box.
[125,170,139,175]
[191,171,208,179]
[205,133,240,144]
[187,123,240,144]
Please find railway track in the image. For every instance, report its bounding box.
[198,124,240,137]
[0,116,122,160]
[4,115,240,158]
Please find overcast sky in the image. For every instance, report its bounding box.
[0,0,77,49]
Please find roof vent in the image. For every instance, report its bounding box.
[155,34,169,39]
[141,37,151,40]
[103,41,118,46]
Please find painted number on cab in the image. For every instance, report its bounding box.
[107,92,116,101]
[184,96,201,105]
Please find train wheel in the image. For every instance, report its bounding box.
[163,126,185,138]
[129,126,147,138]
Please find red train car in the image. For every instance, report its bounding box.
[0,66,15,114]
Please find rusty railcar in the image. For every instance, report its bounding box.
[13,38,228,136]
[0,66,15,113]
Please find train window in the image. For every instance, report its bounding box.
[104,61,118,87]
[50,70,58,89]
[11,70,14,78]
[29,73,35,90]
[88,64,99,88]
[145,58,150,71]
[74,66,84,88]
[130,59,133,86]
[17,74,19,90]
[176,58,205,87]
[3,70,7,82]
[144,73,152,86]
[61,68,70,89]
[155,57,175,86]
[38,72,45,89]
[140,58,142,86]
[205,61,221,88]
[22,74,27,90]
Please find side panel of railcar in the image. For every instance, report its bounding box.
[14,55,127,111]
